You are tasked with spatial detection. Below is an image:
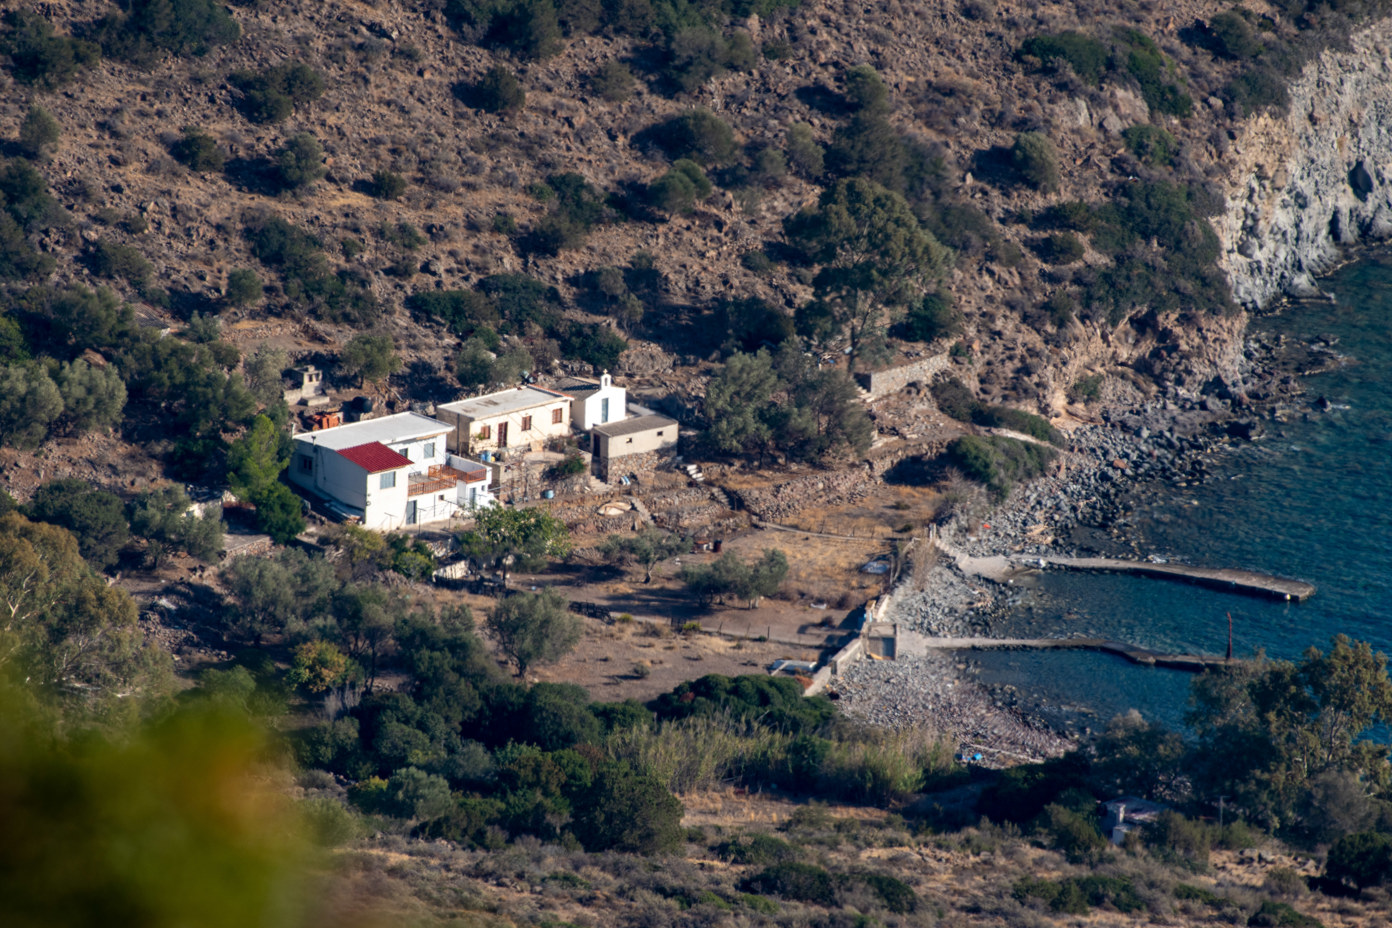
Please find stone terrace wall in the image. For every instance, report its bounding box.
[855,352,951,399]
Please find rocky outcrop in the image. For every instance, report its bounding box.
[1220,20,1392,307]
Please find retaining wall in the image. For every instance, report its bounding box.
[855,352,951,399]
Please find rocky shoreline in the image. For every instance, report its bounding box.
[834,319,1352,757]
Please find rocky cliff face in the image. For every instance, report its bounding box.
[1220,20,1392,308]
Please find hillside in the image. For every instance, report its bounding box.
[2,0,1291,434]
[5,3,1392,928]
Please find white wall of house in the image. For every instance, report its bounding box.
[387,434,448,471]
[443,404,571,455]
[363,467,411,530]
[289,442,369,510]
[571,375,627,431]
[288,440,412,530]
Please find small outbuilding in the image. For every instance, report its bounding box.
[590,414,678,483]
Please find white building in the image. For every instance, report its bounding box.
[436,386,573,458]
[287,412,495,530]
[557,372,627,431]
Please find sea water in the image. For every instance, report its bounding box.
[973,247,1392,732]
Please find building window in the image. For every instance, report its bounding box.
[601,397,609,423]
[656,431,664,437]
[478,425,491,440]
[626,437,634,444]
[424,441,435,458]
[521,415,533,431]
[552,408,563,424]
[380,472,396,489]
[298,455,313,473]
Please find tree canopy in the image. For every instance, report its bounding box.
[485,587,582,676]
[784,178,951,369]
[458,506,571,585]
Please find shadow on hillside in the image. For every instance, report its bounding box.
[969,145,1018,190]
[223,157,281,196]
[881,454,946,487]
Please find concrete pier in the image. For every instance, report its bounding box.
[1017,555,1316,602]
[906,635,1240,672]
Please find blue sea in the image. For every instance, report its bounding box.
[972,248,1392,732]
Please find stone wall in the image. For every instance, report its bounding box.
[854,352,951,399]
[1220,20,1392,307]
[595,448,666,484]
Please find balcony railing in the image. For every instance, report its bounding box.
[407,465,468,497]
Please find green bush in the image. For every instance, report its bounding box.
[648,159,713,214]
[931,378,978,421]
[1033,231,1085,264]
[1011,132,1060,191]
[96,0,241,64]
[946,434,1057,497]
[1015,875,1143,914]
[659,27,755,93]
[230,63,324,124]
[643,109,737,166]
[1018,31,1108,84]
[1325,831,1392,890]
[1070,373,1103,402]
[1035,200,1095,232]
[88,240,153,286]
[852,871,917,914]
[170,127,226,172]
[785,123,824,178]
[1207,10,1264,59]
[716,834,799,865]
[651,675,834,735]
[1247,900,1324,928]
[1174,882,1239,911]
[29,478,130,570]
[741,863,837,907]
[570,760,684,854]
[406,289,500,336]
[589,59,635,101]
[369,169,407,200]
[972,405,1062,445]
[1039,803,1107,863]
[1,10,100,88]
[903,291,961,342]
[274,133,326,190]
[244,215,380,325]
[1117,28,1192,117]
[1123,124,1177,166]
[17,106,61,161]
[224,269,262,307]
[1225,65,1290,116]
[469,65,525,114]
[1144,809,1213,869]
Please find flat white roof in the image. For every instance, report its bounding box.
[294,412,453,450]
[439,386,571,419]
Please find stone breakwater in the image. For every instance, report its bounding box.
[1220,19,1392,308]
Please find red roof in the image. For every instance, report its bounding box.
[336,442,411,473]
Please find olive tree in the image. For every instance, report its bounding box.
[486,587,582,676]
[600,528,689,583]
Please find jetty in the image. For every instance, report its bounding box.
[904,634,1239,672]
[1017,555,1316,602]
